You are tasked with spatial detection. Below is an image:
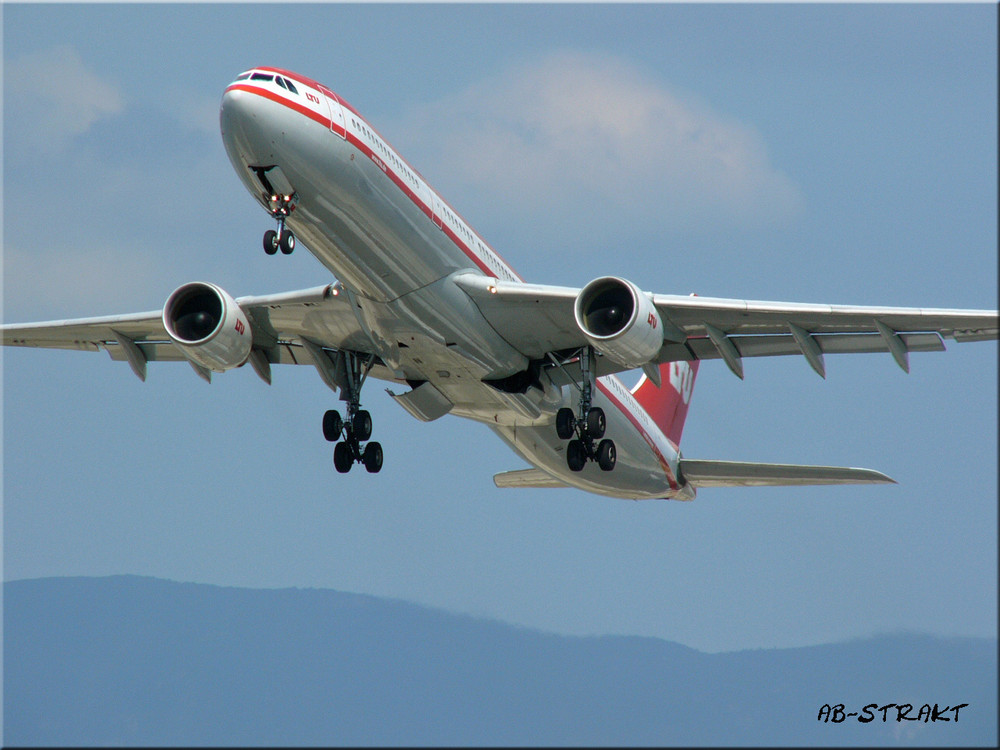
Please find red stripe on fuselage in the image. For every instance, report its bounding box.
[230,73,675,492]
[239,72,524,283]
[596,378,679,491]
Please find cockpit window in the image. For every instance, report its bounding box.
[275,77,287,90]
[282,78,298,95]
[235,72,251,81]
[251,72,274,82]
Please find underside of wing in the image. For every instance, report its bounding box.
[2,283,381,387]
[455,273,997,379]
[679,459,896,487]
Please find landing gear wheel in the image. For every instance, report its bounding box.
[567,439,586,472]
[352,409,372,442]
[556,407,575,440]
[333,442,353,473]
[363,442,383,473]
[263,229,279,255]
[322,410,343,442]
[597,439,617,471]
[586,407,606,439]
[279,229,295,254]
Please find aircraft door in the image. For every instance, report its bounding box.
[320,87,347,139]
[431,195,443,229]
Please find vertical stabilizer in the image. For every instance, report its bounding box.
[631,360,699,446]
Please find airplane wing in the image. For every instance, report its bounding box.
[2,284,380,387]
[454,274,998,378]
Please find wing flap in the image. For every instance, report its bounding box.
[655,331,946,363]
[2,311,167,351]
[455,273,995,378]
[2,284,375,384]
[679,459,896,487]
[652,294,999,340]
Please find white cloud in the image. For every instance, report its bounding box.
[6,45,124,154]
[395,51,802,233]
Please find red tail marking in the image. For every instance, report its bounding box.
[631,360,699,446]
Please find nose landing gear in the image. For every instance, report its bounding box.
[249,166,299,256]
[263,225,295,255]
[262,193,297,255]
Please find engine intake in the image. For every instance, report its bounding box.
[163,282,252,372]
[574,276,663,369]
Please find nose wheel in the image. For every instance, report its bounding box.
[262,191,298,256]
[263,226,295,255]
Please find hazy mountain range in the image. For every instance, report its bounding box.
[4,575,995,746]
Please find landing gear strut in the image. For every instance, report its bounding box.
[551,346,616,472]
[262,192,297,255]
[322,351,382,473]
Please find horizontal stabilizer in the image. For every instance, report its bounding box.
[679,459,895,487]
[493,468,569,489]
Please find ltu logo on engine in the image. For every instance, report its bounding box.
[234,319,245,335]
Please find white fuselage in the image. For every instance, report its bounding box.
[219,68,686,500]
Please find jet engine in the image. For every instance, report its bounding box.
[163,282,252,372]
[574,276,663,369]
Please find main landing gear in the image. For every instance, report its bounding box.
[553,346,616,473]
[262,192,297,255]
[322,352,383,473]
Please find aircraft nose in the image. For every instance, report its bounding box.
[219,85,253,133]
[220,85,272,167]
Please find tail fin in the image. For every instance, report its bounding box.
[631,360,699,446]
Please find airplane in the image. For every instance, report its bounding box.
[3,66,997,501]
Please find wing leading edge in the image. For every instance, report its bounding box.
[455,273,997,378]
[1,284,376,386]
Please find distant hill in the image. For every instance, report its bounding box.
[3,575,995,746]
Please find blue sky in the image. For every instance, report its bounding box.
[3,3,996,653]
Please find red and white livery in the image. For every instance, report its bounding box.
[4,67,997,499]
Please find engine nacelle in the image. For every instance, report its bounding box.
[574,276,663,369]
[163,282,252,372]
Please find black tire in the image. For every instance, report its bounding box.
[586,407,606,439]
[567,439,586,472]
[322,410,343,442]
[279,229,295,254]
[556,406,576,440]
[263,229,279,255]
[352,409,372,441]
[363,441,383,473]
[555,407,575,440]
[597,439,616,471]
[333,441,353,473]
